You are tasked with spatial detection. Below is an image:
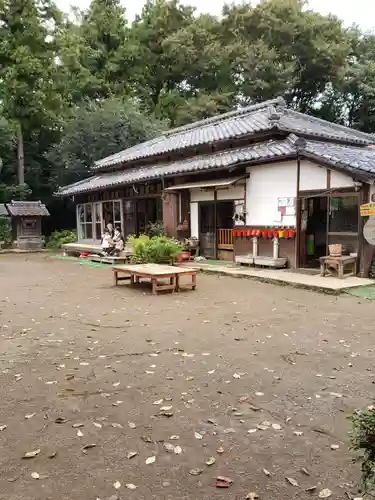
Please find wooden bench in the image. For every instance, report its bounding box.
[89,253,132,265]
[319,255,357,279]
[112,263,197,295]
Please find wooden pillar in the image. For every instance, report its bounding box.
[163,193,178,238]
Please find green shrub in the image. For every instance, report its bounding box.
[146,220,164,237]
[128,234,183,264]
[350,406,375,492]
[46,229,77,249]
[0,218,12,246]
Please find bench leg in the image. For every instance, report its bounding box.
[192,273,196,290]
[320,262,325,277]
[175,275,180,292]
[113,271,118,286]
[130,274,135,285]
[152,278,157,295]
[136,275,140,284]
[338,264,344,279]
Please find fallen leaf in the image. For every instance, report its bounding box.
[126,484,137,490]
[153,399,163,405]
[216,446,225,454]
[145,456,156,464]
[111,423,123,429]
[300,467,310,476]
[330,444,339,450]
[81,443,97,453]
[113,481,121,489]
[54,417,67,424]
[215,476,233,488]
[189,468,203,476]
[77,429,84,437]
[23,449,41,459]
[25,413,36,419]
[127,451,138,459]
[272,423,282,430]
[319,489,332,498]
[0,425,7,431]
[248,429,257,434]
[194,431,203,440]
[255,392,264,396]
[286,477,299,487]
[160,406,172,411]
[263,468,271,476]
[48,452,57,459]
[128,422,136,429]
[294,431,304,436]
[31,472,40,480]
[305,486,317,492]
[163,443,175,453]
[170,435,179,440]
[93,422,102,428]
[233,373,241,379]
[205,457,216,466]
[246,493,259,500]
[112,382,120,387]
[72,423,84,428]
[329,392,343,398]
[174,445,182,455]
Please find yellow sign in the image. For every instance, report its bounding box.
[360,203,375,216]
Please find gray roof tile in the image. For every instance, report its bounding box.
[58,138,296,196]
[93,98,375,171]
[58,136,375,196]
[6,201,50,217]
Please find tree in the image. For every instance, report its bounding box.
[58,0,128,102]
[47,98,164,189]
[0,0,62,185]
[221,0,352,111]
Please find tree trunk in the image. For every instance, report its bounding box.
[17,125,25,185]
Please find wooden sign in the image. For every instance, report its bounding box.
[360,203,375,216]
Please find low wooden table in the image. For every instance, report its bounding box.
[319,255,357,279]
[113,263,197,295]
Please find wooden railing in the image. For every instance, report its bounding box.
[217,228,233,250]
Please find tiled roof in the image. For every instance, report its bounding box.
[57,135,375,196]
[93,98,375,171]
[6,201,50,217]
[58,137,296,195]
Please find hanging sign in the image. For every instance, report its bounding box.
[363,218,375,245]
[360,203,375,216]
[277,197,296,216]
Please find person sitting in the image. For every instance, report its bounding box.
[101,229,114,256]
[113,226,124,256]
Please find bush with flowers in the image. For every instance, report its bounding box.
[350,405,375,492]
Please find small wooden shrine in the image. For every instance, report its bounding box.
[5,200,50,250]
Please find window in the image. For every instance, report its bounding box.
[94,202,102,240]
[328,195,359,254]
[77,204,93,239]
[103,201,123,232]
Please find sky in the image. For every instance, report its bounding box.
[56,0,375,31]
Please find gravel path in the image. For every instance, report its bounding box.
[0,253,374,500]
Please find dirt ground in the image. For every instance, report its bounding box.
[0,253,374,500]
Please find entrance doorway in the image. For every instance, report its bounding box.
[199,200,234,259]
[303,197,328,267]
[300,194,359,268]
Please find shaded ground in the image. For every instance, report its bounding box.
[0,253,374,500]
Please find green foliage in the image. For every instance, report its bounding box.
[46,229,77,249]
[47,98,164,189]
[350,407,375,492]
[0,217,12,246]
[146,220,164,237]
[128,234,183,264]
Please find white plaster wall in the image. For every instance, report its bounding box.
[190,188,214,202]
[246,161,297,226]
[300,160,327,191]
[216,184,245,200]
[190,202,199,238]
[370,183,375,202]
[330,169,354,188]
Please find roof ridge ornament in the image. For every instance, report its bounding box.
[267,105,281,122]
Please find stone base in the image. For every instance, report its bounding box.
[14,239,43,250]
[254,256,287,268]
[235,254,254,265]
